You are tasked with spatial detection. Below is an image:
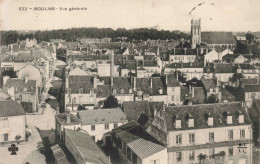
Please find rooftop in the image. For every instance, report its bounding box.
[77,108,127,125]
[0,100,26,117]
[201,32,236,44]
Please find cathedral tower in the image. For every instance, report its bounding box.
[191,18,201,49]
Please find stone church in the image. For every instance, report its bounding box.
[191,18,236,49]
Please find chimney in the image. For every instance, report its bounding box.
[150,77,153,88]
[165,75,168,85]
[184,48,187,55]
[25,76,29,83]
[66,75,69,88]
[176,72,179,81]
[66,112,71,123]
[134,77,137,91]
[189,85,192,94]
[200,48,204,54]
[94,76,97,89]
[192,86,195,97]
[110,51,115,77]
[111,77,114,87]
[56,105,59,114]
[3,76,10,85]
[206,48,209,54]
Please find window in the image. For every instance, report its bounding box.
[175,120,181,128]
[188,119,194,127]
[227,116,233,124]
[73,97,77,104]
[114,123,118,128]
[239,115,244,124]
[176,135,182,145]
[189,151,195,160]
[228,147,233,156]
[228,130,233,140]
[240,129,245,139]
[150,159,160,164]
[176,152,182,162]
[208,117,213,126]
[172,87,175,92]
[91,125,95,131]
[209,132,214,142]
[189,134,195,144]
[171,95,175,101]
[105,124,109,130]
[4,133,8,141]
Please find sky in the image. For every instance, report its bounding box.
[0,0,260,32]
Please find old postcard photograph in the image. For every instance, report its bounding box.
[0,0,260,163]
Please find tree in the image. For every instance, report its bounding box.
[2,70,17,78]
[15,135,21,144]
[103,95,119,108]
[205,94,218,104]
[230,73,244,82]
[197,154,207,164]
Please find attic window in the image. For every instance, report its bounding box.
[129,88,132,94]
[227,115,233,124]
[120,88,124,94]
[188,118,194,128]
[208,117,214,126]
[239,115,244,124]
[176,120,181,128]
[158,87,163,94]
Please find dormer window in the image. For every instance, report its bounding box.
[129,88,132,94]
[113,88,116,94]
[176,120,181,128]
[79,88,83,94]
[227,115,233,124]
[209,88,213,93]
[120,88,124,94]
[239,115,244,124]
[188,118,194,128]
[208,117,214,126]
[137,90,143,97]
[158,87,163,95]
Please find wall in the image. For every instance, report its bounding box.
[0,115,26,143]
[167,87,181,105]
[142,148,167,164]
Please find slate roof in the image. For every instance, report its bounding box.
[236,64,256,70]
[243,84,260,92]
[136,78,150,94]
[112,77,132,94]
[164,102,251,131]
[4,78,37,93]
[96,85,111,98]
[0,100,25,117]
[123,101,150,121]
[112,121,166,160]
[56,112,81,125]
[201,78,216,92]
[166,62,204,69]
[214,63,234,73]
[68,76,93,94]
[151,77,167,95]
[166,74,180,87]
[77,108,127,125]
[192,87,206,104]
[136,113,153,128]
[222,54,251,62]
[169,48,198,55]
[65,129,109,164]
[201,32,236,44]
[240,78,259,85]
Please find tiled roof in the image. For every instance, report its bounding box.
[112,121,166,159]
[164,102,251,131]
[68,76,93,94]
[77,108,127,125]
[201,32,236,44]
[0,100,25,117]
[166,74,180,87]
[65,129,109,164]
[4,78,37,93]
